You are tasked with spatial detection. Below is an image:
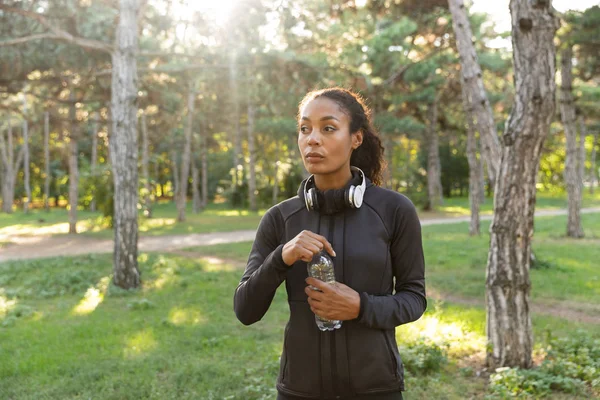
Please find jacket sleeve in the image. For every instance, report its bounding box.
[234,207,290,325]
[357,199,427,330]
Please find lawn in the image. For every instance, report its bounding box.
[1,213,599,399]
[2,191,599,240]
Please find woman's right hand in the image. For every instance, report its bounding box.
[281,230,336,266]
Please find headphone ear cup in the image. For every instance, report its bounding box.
[346,185,355,208]
[308,188,319,211]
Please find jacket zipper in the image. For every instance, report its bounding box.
[328,216,341,397]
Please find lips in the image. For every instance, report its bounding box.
[305,152,324,158]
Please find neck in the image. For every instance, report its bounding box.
[313,167,353,191]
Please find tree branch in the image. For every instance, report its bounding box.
[0,33,61,47]
[0,5,113,54]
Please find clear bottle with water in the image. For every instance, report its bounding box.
[307,251,342,331]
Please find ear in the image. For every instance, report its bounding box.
[352,131,363,150]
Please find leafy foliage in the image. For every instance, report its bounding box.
[488,331,600,398]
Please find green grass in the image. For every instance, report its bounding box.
[434,190,600,217]
[422,213,600,305]
[2,191,599,239]
[0,202,264,240]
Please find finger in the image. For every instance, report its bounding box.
[306,277,331,293]
[305,286,325,300]
[298,248,315,262]
[306,233,336,257]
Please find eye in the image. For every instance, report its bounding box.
[324,125,337,132]
[300,125,310,134]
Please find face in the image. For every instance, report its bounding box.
[298,97,363,178]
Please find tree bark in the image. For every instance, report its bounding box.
[486,0,559,369]
[578,116,586,204]
[171,149,179,202]
[201,121,208,208]
[247,103,257,212]
[140,111,152,218]
[273,143,280,205]
[426,98,443,210]
[230,50,243,188]
[590,131,598,195]
[0,122,23,214]
[461,84,481,236]
[68,94,79,234]
[90,113,99,213]
[192,156,201,213]
[22,93,31,213]
[560,46,584,238]
[177,89,194,222]
[448,0,501,188]
[110,0,140,289]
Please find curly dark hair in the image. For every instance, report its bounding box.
[298,87,386,186]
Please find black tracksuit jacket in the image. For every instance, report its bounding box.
[234,178,427,399]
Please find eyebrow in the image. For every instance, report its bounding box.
[300,116,340,122]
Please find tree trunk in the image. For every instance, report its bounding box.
[22,94,31,213]
[201,122,208,208]
[171,149,179,202]
[0,123,23,214]
[140,111,152,218]
[110,0,140,289]
[486,0,559,369]
[68,95,79,234]
[448,0,501,188]
[590,131,598,195]
[192,156,201,213]
[90,113,99,213]
[560,47,584,238]
[177,89,194,222]
[578,116,586,203]
[230,50,243,188]
[247,103,257,212]
[426,98,443,210]
[273,143,280,205]
[461,84,481,236]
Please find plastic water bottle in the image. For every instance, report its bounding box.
[307,251,342,331]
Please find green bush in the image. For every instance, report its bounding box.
[488,331,600,398]
[400,339,448,375]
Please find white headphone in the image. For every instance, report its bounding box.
[304,166,366,212]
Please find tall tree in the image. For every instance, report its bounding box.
[425,96,443,209]
[140,111,152,218]
[590,130,598,194]
[448,0,501,188]
[68,89,79,234]
[110,0,140,288]
[559,46,584,238]
[177,87,194,222]
[22,92,31,213]
[247,102,257,212]
[90,112,99,213]
[191,155,201,214]
[229,50,243,189]
[0,121,23,213]
[44,111,50,211]
[461,83,481,236]
[486,0,559,369]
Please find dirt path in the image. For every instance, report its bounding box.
[1,207,599,263]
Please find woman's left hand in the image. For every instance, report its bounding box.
[305,278,361,321]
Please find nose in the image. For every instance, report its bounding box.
[307,128,321,146]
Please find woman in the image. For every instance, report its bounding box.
[234,88,426,400]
